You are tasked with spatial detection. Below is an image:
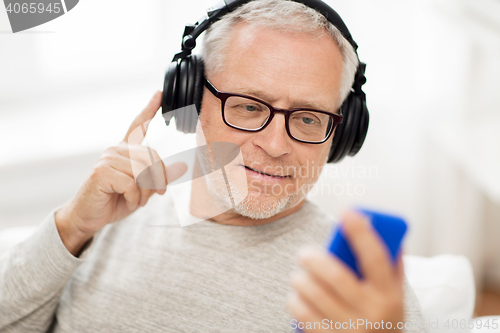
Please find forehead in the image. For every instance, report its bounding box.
[211,22,344,112]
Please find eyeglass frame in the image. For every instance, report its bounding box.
[203,78,343,144]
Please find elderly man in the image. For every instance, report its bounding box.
[0,1,427,332]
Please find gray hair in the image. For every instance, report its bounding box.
[202,0,359,105]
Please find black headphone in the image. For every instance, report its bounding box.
[162,0,369,163]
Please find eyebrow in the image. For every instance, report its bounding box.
[235,88,338,114]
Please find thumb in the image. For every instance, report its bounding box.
[165,162,188,184]
[135,161,188,192]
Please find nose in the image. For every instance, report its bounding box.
[251,113,292,158]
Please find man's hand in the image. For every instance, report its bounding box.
[55,91,187,256]
[288,211,405,332]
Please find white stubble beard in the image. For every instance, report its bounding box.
[202,161,318,220]
[195,122,320,220]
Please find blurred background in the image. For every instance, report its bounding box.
[1,0,499,315]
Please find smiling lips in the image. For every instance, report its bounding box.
[243,165,290,179]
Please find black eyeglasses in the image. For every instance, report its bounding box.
[204,78,343,144]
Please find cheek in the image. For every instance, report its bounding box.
[305,142,331,163]
[296,144,330,179]
[319,137,334,163]
[199,101,221,140]
[200,113,228,144]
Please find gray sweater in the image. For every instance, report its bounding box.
[0,193,427,332]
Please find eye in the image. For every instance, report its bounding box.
[301,117,317,125]
[292,112,321,126]
[242,104,259,112]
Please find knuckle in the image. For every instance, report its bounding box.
[295,274,323,302]
[329,266,346,284]
[127,143,140,152]
[370,250,388,268]
[128,145,147,159]
[117,141,129,150]
[101,152,119,165]
[103,146,117,156]
[100,147,120,162]
[124,180,137,193]
[308,284,323,302]
[100,154,114,165]
[91,162,109,179]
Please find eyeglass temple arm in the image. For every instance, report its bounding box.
[203,78,219,96]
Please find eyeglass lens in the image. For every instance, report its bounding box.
[223,95,333,143]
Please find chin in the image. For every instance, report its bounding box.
[232,190,302,220]
[203,164,313,220]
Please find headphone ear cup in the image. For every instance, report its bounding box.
[339,94,361,158]
[166,55,203,134]
[162,61,180,125]
[174,55,202,134]
[328,93,354,163]
[327,92,369,163]
[186,56,196,107]
[349,98,369,156]
[177,57,189,109]
[192,56,205,115]
[175,57,189,133]
[183,55,201,133]
[181,56,197,133]
[162,55,204,134]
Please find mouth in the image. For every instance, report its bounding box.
[243,165,290,179]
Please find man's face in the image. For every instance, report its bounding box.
[198,22,343,219]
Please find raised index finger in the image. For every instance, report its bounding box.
[123,91,162,144]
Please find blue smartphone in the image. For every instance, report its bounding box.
[326,208,407,279]
[294,209,408,333]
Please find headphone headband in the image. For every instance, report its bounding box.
[225,0,357,49]
[174,0,358,62]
